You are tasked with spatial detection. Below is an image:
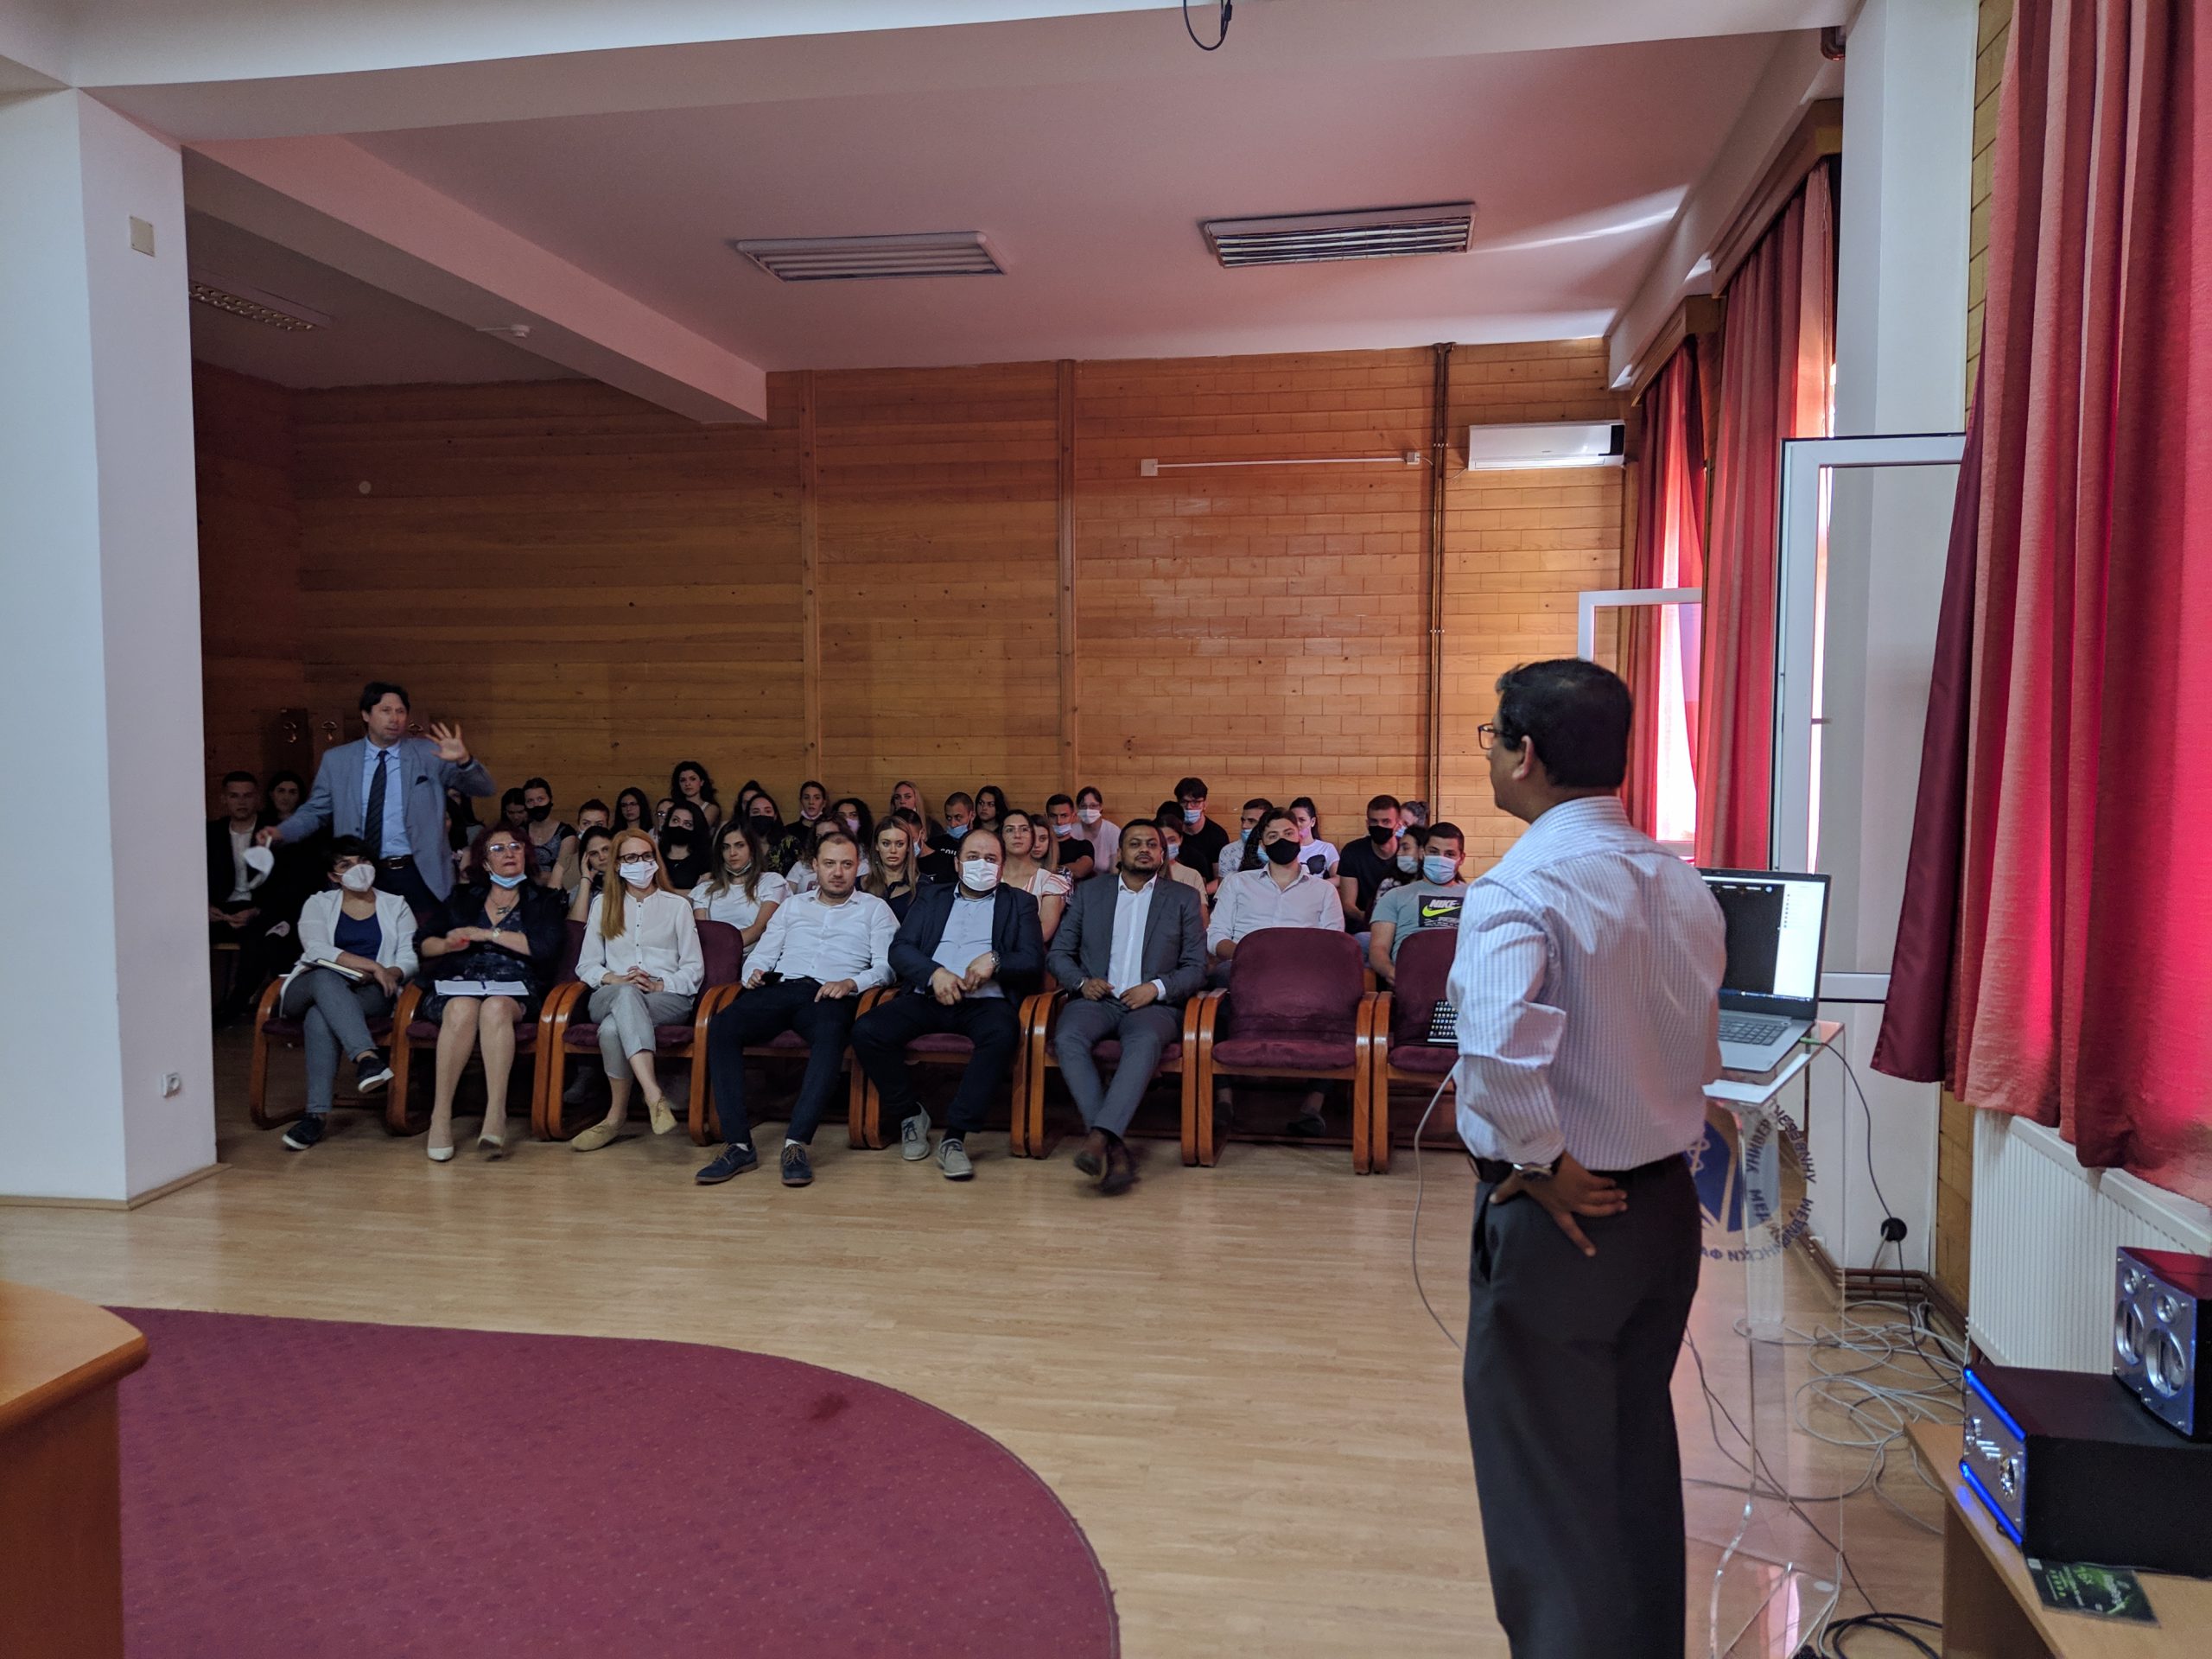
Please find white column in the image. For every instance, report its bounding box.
[1808,0,1978,1274]
[0,91,217,1201]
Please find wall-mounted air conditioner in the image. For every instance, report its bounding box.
[1463,420,1624,470]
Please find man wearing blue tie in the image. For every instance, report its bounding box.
[263,681,493,920]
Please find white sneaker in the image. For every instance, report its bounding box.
[936,1138,974,1181]
[900,1109,932,1162]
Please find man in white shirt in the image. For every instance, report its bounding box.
[1045,823,1208,1194]
[1445,659,1725,1659]
[696,831,896,1189]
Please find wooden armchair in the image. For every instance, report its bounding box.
[384,920,586,1136]
[1188,929,1385,1170]
[1019,990,1205,1159]
[535,920,745,1144]
[853,990,1044,1154]
[1359,928,1460,1174]
[701,984,888,1150]
[247,975,398,1130]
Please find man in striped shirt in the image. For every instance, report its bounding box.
[1446,658,1725,1659]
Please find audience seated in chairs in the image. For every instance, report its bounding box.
[794,779,830,832]
[888,780,941,842]
[1208,807,1349,1135]
[521,776,578,893]
[1075,785,1118,869]
[696,830,896,1190]
[690,821,786,961]
[613,787,654,839]
[658,802,712,891]
[1152,816,1211,920]
[568,826,613,920]
[865,817,925,920]
[1045,821,1206,1195]
[266,769,306,821]
[850,828,1043,1182]
[575,798,611,833]
[208,770,283,1024]
[1287,797,1340,879]
[1216,796,1274,884]
[412,827,568,1162]
[274,836,418,1151]
[1044,794,1097,881]
[1172,777,1230,893]
[670,760,722,830]
[1000,811,1071,944]
[1368,823,1468,986]
[830,796,874,850]
[1336,792,1409,934]
[569,832,704,1153]
[923,792,974,880]
[972,785,1008,836]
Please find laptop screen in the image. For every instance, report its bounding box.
[1700,869,1829,1015]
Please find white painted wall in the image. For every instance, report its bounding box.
[0,89,216,1200]
[1808,0,1977,1273]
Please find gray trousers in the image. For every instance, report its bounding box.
[1054,997,1180,1138]
[1464,1155,1700,1659]
[278,969,393,1114]
[588,982,696,1076]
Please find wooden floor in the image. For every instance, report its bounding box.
[0,1037,1947,1656]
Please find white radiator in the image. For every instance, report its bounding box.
[1970,1112,2212,1371]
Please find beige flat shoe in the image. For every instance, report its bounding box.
[647,1098,677,1137]
[571,1120,621,1153]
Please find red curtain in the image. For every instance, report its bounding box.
[1693,168,1835,869]
[1877,0,2212,1203]
[1622,346,1706,837]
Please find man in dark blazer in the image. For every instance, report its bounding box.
[1046,820,1208,1194]
[207,771,278,1024]
[262,680,493,918]
[851,827,1044,1181]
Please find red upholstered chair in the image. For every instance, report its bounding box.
[1360,927,1461,1175]
[385,919,586,1136]
[718,985,889,1151]
[855,992,1046,1155]
[537,919,744,1144]
[1019,991,1204,1159]
[247,976,399,1131]
[1189,928,1383,1170]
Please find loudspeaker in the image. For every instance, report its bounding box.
[2113,1246,2209,1439]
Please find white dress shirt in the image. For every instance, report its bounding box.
[1106,875,1166,1000]
[691,870,790,937]
[579,887,704,995]
[1206,866,1346,951]
[226,823,256,902]
[748,888,896,989]
[1446,797,1725,1171]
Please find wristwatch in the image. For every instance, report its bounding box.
[1510,1158,1560,1182]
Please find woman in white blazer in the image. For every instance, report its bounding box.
[569,831,704,1153]
[276,836,419,1150]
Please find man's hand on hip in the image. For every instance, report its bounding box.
[1493,1151,1626,1259]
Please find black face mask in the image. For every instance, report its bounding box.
[527,804,550,823]
[1367,824,1395,846]
[1264,837,1301,868]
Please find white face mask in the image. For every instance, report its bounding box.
[339,863,377,893]
[1183,806,1203,827]
[1395,849,1421,874]
[619,859,656,887]
[960,858,1001,893]
[1052,822,1076,839]
[842,816,861,832]
[1077,806,1101,825]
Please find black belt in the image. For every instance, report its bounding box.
[1474,1153,1683,1185]
[376,856,413,869]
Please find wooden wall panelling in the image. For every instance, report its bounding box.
[194,364,305,797]
[798,371,823,776]
[1057,360,1080,789]
[811,363,1063,815]
[290,378,806,816]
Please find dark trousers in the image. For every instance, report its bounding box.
[373,857,442,923]
[850,991,1022,1141]
[705,978,856,1147]
[1464,1154,1700,1659]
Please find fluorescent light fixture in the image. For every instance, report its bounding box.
[732,232,1004,282]
[188,276,330,332]
[1200,202,1475,269]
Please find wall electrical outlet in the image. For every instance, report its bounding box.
[160,1071,183,1097]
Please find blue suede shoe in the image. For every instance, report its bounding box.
[695,1142,759,1185]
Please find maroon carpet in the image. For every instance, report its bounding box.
[113,1308,1116,1657]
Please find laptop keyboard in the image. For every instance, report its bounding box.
[1719,1014,1793,1046]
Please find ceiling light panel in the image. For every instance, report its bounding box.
[188,278,330,331]
[1200,202,1476,269]
[732,232,1004,282]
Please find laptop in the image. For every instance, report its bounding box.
[1700,868,1831,1072]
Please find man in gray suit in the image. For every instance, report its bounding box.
[262,680,493,918]
[1046,820,1207,1195]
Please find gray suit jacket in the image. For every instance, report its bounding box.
[1047,872,1208,1006]
[276,736,493,902]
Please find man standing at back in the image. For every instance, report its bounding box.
[1446,658,1724,1659]
[263,680,493,919]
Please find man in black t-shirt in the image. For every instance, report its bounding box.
[1045,793,1097,879]
[1335,792,1408,931]
[1170,775,1230,890]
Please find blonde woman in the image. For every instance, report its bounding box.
[691,821,785,960]
[1001,811,1071,944]
[862,816,923,921]
[571,831,703,1152]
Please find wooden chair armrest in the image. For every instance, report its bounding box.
[1353,991,1384,1174]
[538,982,589,1139]
[252,976,286,1031]
[1187,989,1227,1166]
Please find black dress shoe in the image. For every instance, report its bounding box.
[1099,1141,1137,1197]
[1074,1128,1109,1177]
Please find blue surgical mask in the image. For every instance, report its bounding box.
[947,822,970,840]
[1422,855,1459,886]
[489,871,526,889]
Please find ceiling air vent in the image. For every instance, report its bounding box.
[1200,201,1476,269]
[731,231,1005,282]
[188,276,330,331]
